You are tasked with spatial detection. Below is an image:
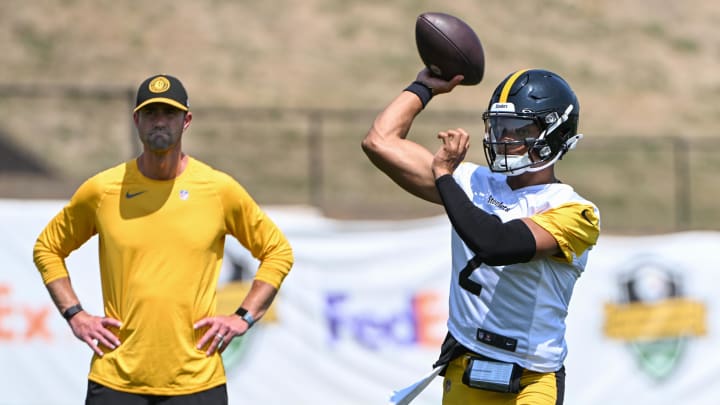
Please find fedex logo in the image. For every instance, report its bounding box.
[0,283,54,342]
[325,290,447,350]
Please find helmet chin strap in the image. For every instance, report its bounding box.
[492,153,533,175]
[493,133,584,176]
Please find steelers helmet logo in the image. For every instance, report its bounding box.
[148,76,171,93]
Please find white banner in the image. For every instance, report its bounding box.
[0,199,717,404]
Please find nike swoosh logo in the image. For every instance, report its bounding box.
[581,209,595,225]
[125,191,147,199]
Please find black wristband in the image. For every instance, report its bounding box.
[235,307,256,328]
[62,304,83,321]
[404,81,433,108]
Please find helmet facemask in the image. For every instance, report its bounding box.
[483,112,541,175]
[483,103,581,176]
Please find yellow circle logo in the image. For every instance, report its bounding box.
[148,77,171,93]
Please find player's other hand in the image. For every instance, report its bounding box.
[416,68,464,95]
[194,315,250,357]
[432,128,470,178]
[68,312,122,357]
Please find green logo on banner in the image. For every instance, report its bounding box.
[630,339,685,380]
[603,255,706,381]
[221,331,253,370]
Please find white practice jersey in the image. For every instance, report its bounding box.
[447,163,600,372]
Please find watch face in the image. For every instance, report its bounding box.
[235,307,254,326]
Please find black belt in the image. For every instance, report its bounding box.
[433,330,519,376]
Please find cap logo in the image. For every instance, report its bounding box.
[148,77,171,94]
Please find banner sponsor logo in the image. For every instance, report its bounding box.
[0,283,55,343]
[325,290,446,350]
[603,255,707,380]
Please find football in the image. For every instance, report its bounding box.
[415,12,485,85]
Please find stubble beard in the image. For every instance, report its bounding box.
[145,130,177,152]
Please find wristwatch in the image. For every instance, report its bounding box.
[235,307,255,328]
[62,304,83,321]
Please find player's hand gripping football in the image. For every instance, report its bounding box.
[416,68,464,95]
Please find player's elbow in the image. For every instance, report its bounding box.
[361,137,393,177]
[361,130,381,158]
[362,127,397,169]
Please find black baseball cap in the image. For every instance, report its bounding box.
[134,74,189,113]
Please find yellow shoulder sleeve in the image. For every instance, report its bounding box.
[33,176,103,284]
[530,202,600,263]
[217,172,294,289]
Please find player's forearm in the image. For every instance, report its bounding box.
[362,92,442,203]
[363,91,423,148]
[236,280,278,321]
[435,174,536,265]
[45,277,82,315]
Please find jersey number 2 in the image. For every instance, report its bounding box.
[459,256,483,295]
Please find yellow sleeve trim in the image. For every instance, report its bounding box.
[530,202,600,263]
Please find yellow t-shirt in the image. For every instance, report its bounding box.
[33,157,293,395]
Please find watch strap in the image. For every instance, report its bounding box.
[62,304,83,321]
[235,307,255,328]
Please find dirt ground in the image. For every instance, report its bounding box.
[1,1,719,231]
[2,0,719,137]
